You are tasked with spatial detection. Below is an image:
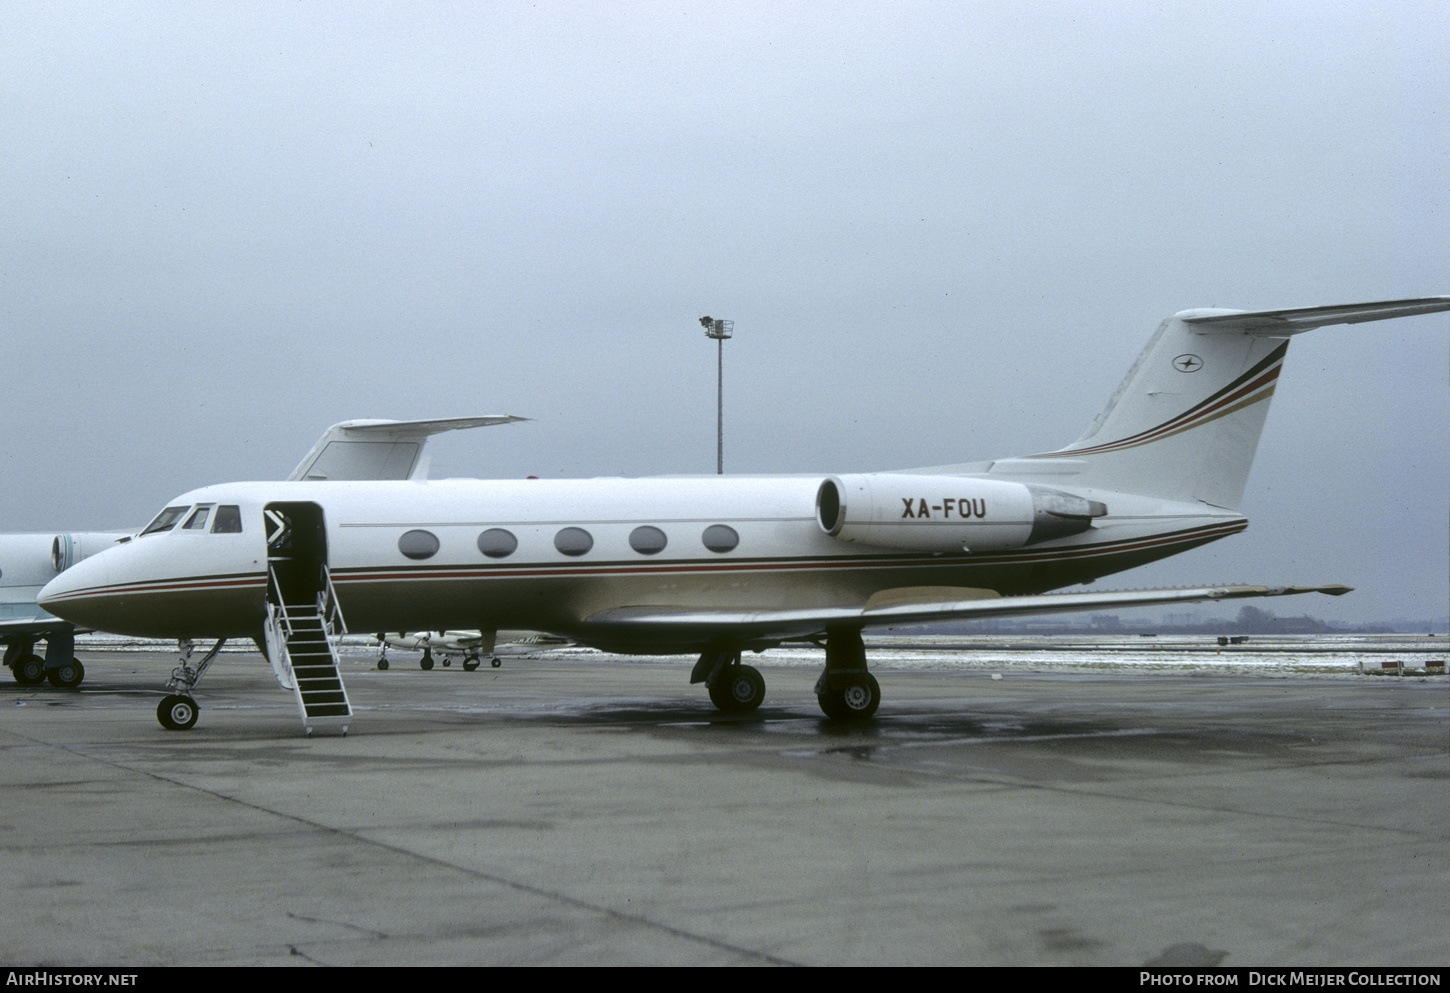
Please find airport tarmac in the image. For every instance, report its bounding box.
[2,645,1446,967]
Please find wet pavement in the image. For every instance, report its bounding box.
[2,647,1446,966]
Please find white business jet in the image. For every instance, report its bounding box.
[3,415,522,687]
[38,298,1450,734]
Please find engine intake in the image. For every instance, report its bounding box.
[51,533,126,573]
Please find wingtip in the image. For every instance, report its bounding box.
[1264,583,1354,597]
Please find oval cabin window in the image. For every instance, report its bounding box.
[477,528,518,558]
[554,527,594,557]
[628,525,668,555]
[398,529,440,560]
[701,524,739,553]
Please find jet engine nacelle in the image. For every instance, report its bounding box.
[51,532,128,574]
[816,474,1106,553]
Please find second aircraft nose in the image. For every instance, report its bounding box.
[38,548,114,630]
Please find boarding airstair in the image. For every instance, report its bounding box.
[264,568,351,736]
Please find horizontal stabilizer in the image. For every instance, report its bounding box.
[1182,297,1450,336]
[583,583,1353,646]
[287,415,529,481]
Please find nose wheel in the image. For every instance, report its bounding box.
[153,639,225,730]
[157,694,199,731]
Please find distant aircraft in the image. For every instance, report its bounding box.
[375,630,571,670]
[39,297,1450,734]
[3,415,523,687]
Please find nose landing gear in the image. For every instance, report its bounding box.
[157,694,199,730]
[154,639,226,731]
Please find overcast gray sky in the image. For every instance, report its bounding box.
[3,1,1446,625]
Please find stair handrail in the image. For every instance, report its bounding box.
[265,566,297,640]
[261,596,295,692]
[316,566,348,636]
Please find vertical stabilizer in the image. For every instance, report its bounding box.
[1006,298,1450,510]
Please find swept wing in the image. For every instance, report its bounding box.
[582,584,1352,650]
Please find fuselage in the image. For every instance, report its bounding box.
[38,475,1244,651]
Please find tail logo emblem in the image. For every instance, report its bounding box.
[1172,354,1204,373]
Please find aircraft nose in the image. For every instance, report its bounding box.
[38,549,113,630]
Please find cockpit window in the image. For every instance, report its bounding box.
[182,506,211,530]
[211,505,243,534]
[140,506,189,536]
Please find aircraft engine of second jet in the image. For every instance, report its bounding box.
[50,532,127,572]
[815,474,1105,553]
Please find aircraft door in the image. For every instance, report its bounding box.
[264,502,328,606]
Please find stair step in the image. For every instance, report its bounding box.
[268,564,352,736]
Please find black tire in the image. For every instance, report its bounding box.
[490,657,502,668]
[707,675,729,709]
[47,658,85,689]
[818,672,880,720]
[710,664,765,713]
[420,653,434,671]
[462,657,479,672]
[378,658,390,670]
[12,654,46,686]
[157,694,199,731]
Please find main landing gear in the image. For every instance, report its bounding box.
[814,629,881,720]
[460,651,498,671]
[46,658,85,689]
[5,638,85,688]
[154,639,226,731]
[693,649,767,714]
[692,629,883,720]
[8,650,48,687]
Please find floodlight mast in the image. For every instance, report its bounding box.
[698,316,733,474]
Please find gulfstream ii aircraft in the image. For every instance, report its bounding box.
[38,297,1450,734]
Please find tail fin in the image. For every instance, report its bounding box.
[999,298,1450,510]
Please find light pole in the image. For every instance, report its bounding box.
[698,316,733,474]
